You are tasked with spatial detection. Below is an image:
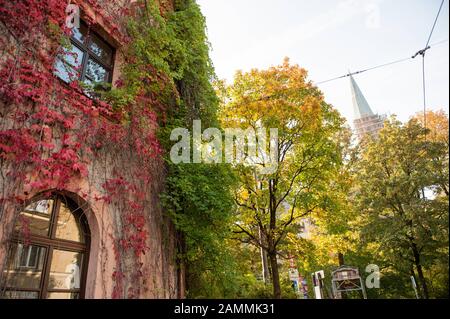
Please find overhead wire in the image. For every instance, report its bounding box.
[315,39,448,85]
[416,0,445,135]
[312,1,447,140]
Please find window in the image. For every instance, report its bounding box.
[54,21,115,93]
[1,195,90,299]
[18,245,41,269]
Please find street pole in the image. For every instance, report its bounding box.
[259,227,270,284]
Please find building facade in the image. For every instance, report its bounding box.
[350,75,385,140]
[0,0,184,299]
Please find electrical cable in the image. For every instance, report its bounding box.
[418,0,445,134]
[315,39,448,85]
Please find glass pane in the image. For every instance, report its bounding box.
[82,77,94,89]
[88,33,113,65]
[55,201,84,243]
[2,291,39,299]
[54,43,84,83]
[15,200,54,237]
[71,23,88,43]
[2,243,46,289]
[54,58,79,83]
[47,292,79,299]
[48,250,83,290]
[60,44,84,68]
[86,58,108,83]
[80,77,96,98]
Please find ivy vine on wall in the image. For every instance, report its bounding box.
[0,0,236,298]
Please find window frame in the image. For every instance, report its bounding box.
[3,194,90,299]
[56,20,116,88]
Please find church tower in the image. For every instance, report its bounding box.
[350,74,385,140]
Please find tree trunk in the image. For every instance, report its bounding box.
[415,263,429,299]
[412,243,429,299]
[269,252,281,299]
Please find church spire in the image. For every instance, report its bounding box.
[349,74,374,120]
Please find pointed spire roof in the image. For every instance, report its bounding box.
[349,74,374,119]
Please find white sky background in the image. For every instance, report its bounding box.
[196,0,449,124]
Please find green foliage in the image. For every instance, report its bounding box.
[87,0,237,298]
[220,59,346,298]
[107,0,448,299]
[287,114,449,299]
[353,117,449,298]
[169,0,220,126]
[161,163,238,298]
[120,0,237,298]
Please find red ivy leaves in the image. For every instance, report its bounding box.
[1,0,165,299]
[0,0,67,39]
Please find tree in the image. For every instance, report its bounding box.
[414,110,449,197]
[219,59,344,298]
[354,117,449,299]
[414,110,449,147]
[154,0,239,298]
[284,125,374,299]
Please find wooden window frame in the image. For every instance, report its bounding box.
[3,194,90,299]
[56,20,116,86]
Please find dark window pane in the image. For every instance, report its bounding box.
[2,291,39,299]
[86,58,108,83]
[88,33,113,65]
[71,23,88,43]
[3,243,46,289]
[15,200,54,237]
[19,245,39,267]
[48,250,83,290]
[55,201,85,243]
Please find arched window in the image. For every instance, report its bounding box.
[1,194,90,299]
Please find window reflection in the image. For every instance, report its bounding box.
[88,33,113,65]
[48,250,83,290]
[47,292,79,299]
[55,202,84,243]
[3,244,46,290]
[86,58,108,83]
[3,195,88,299]
[19,245,40,268]
[54,59,79,83]
[15,200,53,237]
[54,44,84,83]
[71,23,88,43]
[2,291,39,299]
[54,19,113,96]
[62,45,84,68]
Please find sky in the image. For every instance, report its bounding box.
[196,0,449,124]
